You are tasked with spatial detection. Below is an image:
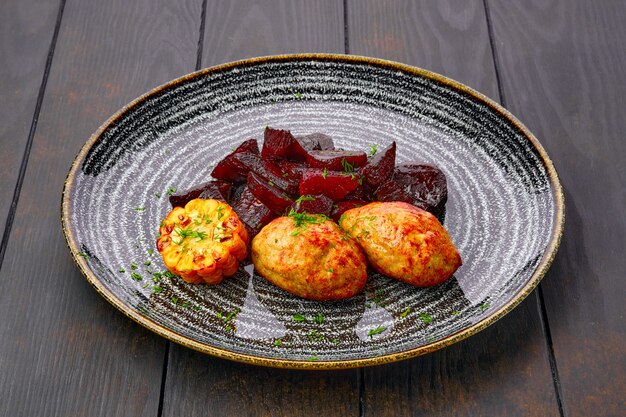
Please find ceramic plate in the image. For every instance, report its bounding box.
[61,54,564,369]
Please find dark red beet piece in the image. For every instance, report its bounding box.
[375,179,414,204]
[344,176,369,201]
[234,138,260,155]
[393,163,448,215]
[247,172,293,214]
[362,141,396,188]
[210,139,259,181]
[231,187,276,239]
[296,133,335,151]
[227,183,246,206]
[212,152,298,195]
[299,168,360,201]
[273,159,307,183]
[169,180,231,207]
[262,127,308,161]
[330,200,367,221]
[287,194,334,217]
[305,150,368,171]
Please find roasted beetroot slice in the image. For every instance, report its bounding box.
[273,159,307,183]
[198,181,231,201]
[305,150,368,171]
[211,151,255,182]
[299,168,360,201]
[247,172,293,214]
[228,183,246,205]
[374,179,414,204]
[330,200,367,221]
[344,177,369,201]
[262,127,308,161]
[296,133,335,151]
[362,141,396,188]
[288,194,334,216]
[210,139,259,182]
[213,152,297,194]
[169,180,231,207]
[394,163,448,215]
[235,138,260,155]
[231,187,276,239]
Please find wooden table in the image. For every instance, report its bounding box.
[1,1,624,416]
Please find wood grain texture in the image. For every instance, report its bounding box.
[0,0,202,415]
[348,1,560,415]
[488,0,626,415]
[0,0,59,241]
[201,0,344,66]
[164,346,359,417]
[347,0,499,99]
[160,2,354,416]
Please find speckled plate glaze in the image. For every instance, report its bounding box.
[61,54,564,369]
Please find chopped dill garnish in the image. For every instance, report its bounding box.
[368,144,378,156]
[400,307,411,317]
[292,313,306,322]
[419,312,433,323]
[341,158,354,173]
[313,312,324,325]
[367,325,386,338]
[165,187,177,195]
[295,195,316,204]
[321,167,328,179]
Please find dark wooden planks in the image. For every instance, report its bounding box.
[347,0,499,98]
[201,0,345,66]
[164,348,359,416]
[348,1,560,415]
[160,2,355,416]
[0,0,60,246]
[0,0,202,415]
[487,1,626,415]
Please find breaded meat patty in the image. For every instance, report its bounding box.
[251,212,367,300]
[339,201,461,287]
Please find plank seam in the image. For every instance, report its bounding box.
[538,286,566,417]
[483,1,565,416]
[196,0,208,71]
[482,0,507,106]
[157,341,171,417]
[0,0,66,273]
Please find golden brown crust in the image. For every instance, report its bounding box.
[251,215,367,300]
[339,201,461,287]
[156,199,248,284]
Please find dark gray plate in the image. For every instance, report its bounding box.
[61,54,564,369]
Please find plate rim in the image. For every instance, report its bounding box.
[60,53,565,370]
